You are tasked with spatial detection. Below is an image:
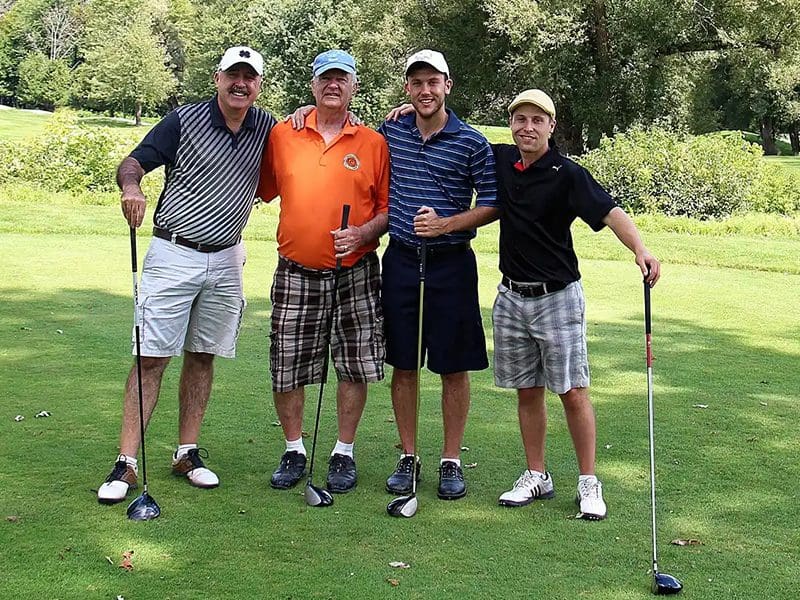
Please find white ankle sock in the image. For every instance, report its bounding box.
[526,469,545,478]
[118,454,138,468]
[331,440,354,458]
[175,443,197,459]
[286,438,307,456]
[579,474,598,485]
[441,457,461,467]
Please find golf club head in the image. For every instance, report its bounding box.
[387,494,418,518]
[304,483,334,507]
[126,492,161,521]
[653,572,683,595]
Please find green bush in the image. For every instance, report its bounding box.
[0,109,163,198]
[578,126,800,219]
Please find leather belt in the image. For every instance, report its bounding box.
[389,238,470,257]
[153,227,239,253]
[502,276,569,298]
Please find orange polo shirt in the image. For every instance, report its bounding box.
[257,110,390,269]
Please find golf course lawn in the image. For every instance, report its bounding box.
[1,198,798,599]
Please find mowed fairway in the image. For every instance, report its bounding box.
[1,198,798,599]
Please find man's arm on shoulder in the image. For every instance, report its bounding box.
[602,207,661,285]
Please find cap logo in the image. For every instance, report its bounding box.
[343,154,360,171]
[239,50,251,58]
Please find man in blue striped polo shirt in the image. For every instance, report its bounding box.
[97,46,277,505]
[379,49,498,501]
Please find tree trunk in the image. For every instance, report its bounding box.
[789,127,799,155]
[759,116,778,155]
[135,101,142,126]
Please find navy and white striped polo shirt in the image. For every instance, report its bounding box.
[378,110,497,246]
[131,96,276,246]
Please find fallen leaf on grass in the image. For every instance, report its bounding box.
[460,446,470,452]
[464,462,478,469]
[35,411,51,418]
[119,551,134,571]
[6,515,19,523]
[387,578,400,586]
[394,442,403,449]
[692,404,708,409]
[759,402,768,407]
[671,539,703,546]
[389,561,410,569]
[604,444,613,449]
[270,421,281,427]
[117,596,125,600]
[14,415,24,421]
[56,329,64,334]
[746,436,758,442]
[301,431,309,438]
[105,556,114,565]
[20,326,31,331]
[385,418,395,423]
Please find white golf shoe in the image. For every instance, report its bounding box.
[576,476,607,520]
[498,470,555,507]
[172,447,219,488]
[97,455,138,504]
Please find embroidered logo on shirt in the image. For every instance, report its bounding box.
[343,154,360,171]
[552,165,562,172]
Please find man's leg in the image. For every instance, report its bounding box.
[177,351,214,444]
[559,387,595,475]
[518,386,548,472]
[441,371,470,459]
[326,381,367,492]
[98,356,170,504]
[270,387,308,489]
[390,368,417,453]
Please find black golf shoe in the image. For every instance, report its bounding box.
[437,460,466,500]
[386,455,421,495]
[326,453,357,493]
[270,451,307,489]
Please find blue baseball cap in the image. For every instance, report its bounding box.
[312,50,357,77]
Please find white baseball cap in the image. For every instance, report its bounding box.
[218,46,264,76]
[405,49,449,79]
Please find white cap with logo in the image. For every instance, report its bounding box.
[218,46,264,76]
[405,49,450,79]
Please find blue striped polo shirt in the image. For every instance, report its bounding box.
[130,96,276,246]
[378,110,497,246]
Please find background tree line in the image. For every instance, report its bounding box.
[1,0,798,155]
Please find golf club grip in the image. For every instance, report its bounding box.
[419,239,427,279]
[129,227,138,273]
[643,274,651,335]
[335,204,351,270]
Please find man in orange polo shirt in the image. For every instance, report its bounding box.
[257,49,389,493]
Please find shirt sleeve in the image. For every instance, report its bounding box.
[374,136,390,214]
[569,164,617,231]
[470,137,499,208]
[256,128,279,202]
[128,111,181,173]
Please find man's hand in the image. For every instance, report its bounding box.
[385,103,415,121]
[637,251,661,287]
[332,224,365,258]
[413,206,450,238]
[121,187,146,228]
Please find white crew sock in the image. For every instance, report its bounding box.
[441,457,461,467]
[286,438,307,456]
[331,440,354,458]
[526,469,546,479]
[175,443,197,459]
[118,454,138,468]
[578,474,598,485]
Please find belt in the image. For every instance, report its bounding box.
[389,238,470,257]
[153,227,239,253]
[278,253,374,278]
[502,276,569,298]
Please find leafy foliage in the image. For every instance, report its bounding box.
[579,127,800,219]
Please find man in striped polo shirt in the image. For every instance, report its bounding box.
[98,46,277,505]
[379,50,498,501]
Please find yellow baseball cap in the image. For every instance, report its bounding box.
[507,89,556,119]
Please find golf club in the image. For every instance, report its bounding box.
[387,239,426,518]
[126,226,161,521]
[304,204,351,508]
[644,275,682,594]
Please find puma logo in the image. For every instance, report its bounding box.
[552,165,562,172]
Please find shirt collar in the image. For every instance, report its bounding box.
[306,109,357,137]
[399,108,462,138]
[513,139,560,171]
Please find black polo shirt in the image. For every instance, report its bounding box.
[493,141,617,283]
[130,95,276,246]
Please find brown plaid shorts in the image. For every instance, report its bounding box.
[269,253,385,392]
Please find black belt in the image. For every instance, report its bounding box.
[389,238,470,257]
[502,276,569,298]
[278,253,374,278]
[153,227,239,253]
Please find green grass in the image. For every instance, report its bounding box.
[0,106,52,140]
[1,198,798,599]
[765,155,800,174]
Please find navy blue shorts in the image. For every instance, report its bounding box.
[381,239,488,374]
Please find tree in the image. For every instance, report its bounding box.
[16,51,71,108]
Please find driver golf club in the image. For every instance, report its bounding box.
[304,204,351,508]
[387,239,426,518]
[126,226,161,521]
[644,275,682,594]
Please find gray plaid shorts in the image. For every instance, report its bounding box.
[492,280,590,394]
[269,253,385,393]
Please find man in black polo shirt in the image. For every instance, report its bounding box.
[97,46,277,505]
[493,89,661,520]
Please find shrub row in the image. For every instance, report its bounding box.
[578,126,800,219]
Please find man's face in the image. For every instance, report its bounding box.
[509,105,555,157]
[404,66,451,119]
[311,69,357,111]
[214,64,261,112]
